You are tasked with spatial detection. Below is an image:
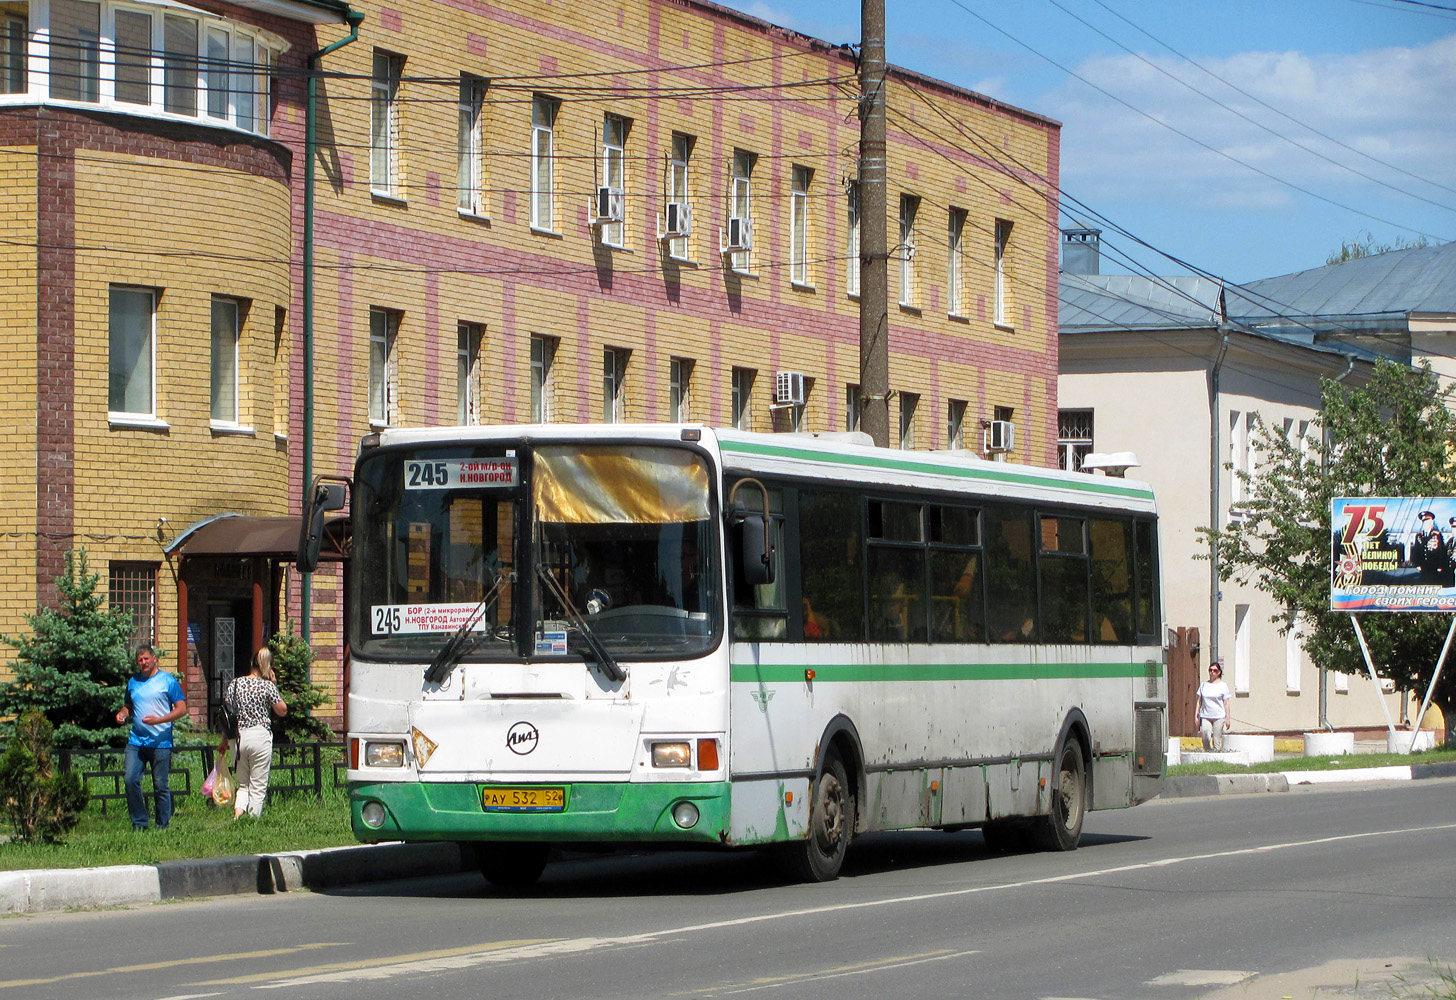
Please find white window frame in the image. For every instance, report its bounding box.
[729,149,754,273]
[948,208,967,316]
[994,218,1013,327]
[1058,408,1094,472]
[599,113,627,247]
[369,308,398,427]
[530,334,555,423]
[371,50,402,198]
[845,180,860,297]
[457,322,481,425]
[666,133,692,260]
[457,75,486,216]
[531,95,558,231]
[731,366,754,430]
[899,194,919,308]
[790,164,811,287]
[210,296,240,426]
[109,284,156,421]
[603,346,628,422]
[1233,602,1251,695]
[1285,614,1302,694]
[669,356,691,421]
[2,11,28,95]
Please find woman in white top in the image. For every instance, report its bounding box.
[1196,661,1233,751]
[224,648,288,818]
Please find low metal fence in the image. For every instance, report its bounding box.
[51,741,348,813]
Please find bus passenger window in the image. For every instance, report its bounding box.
[985,508,1036,642]
[1040,514,1089,643]
[732,490,786,640]
[799,490,862,642]
[1090,518,1135,643]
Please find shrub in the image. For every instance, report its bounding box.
[0,711,89,842]
[269,627,334,742]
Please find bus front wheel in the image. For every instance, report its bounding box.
[780,751,854,882]
[1033,736,1086,852]
[473,841,549,889]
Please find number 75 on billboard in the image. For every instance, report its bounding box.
[1331,497,1456,612]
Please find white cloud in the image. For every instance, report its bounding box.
[1042,33,1456,226]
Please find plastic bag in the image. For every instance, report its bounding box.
[209,743,235,805]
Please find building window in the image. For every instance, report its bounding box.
[1058,409,1093,471]
[948,399,967,449]
[790,165,812,286]
[1234,603,1251,694]
[457,322,481,425]
[994,218,1013,327]
[371,51,402,197]
[845,180,860,297]
[729,149,754,272]
[669,357,692,421]
[845,383,861,432]
[899,392,919,450]
[603,347,628,422]
[457,75,486,215]
[2,11,27,94]
[114,10,150,105]
[598,113,628,246]
[530,334,555,423]
[948,208,967,316]
[109,562,156,646]
[109,285,155,417]
[1286,615,1302,694]
[666,133,692,259]
[369,308,398,426]
[531,95,558,230]
[899,195,919,307]
[210,297,240,425]
[731,367,755,430]
[49,0,99,102]
[1230,409,1255,507]
[162,14,197,115]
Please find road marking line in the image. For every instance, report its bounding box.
[208,822,1456,990]
[1147,970,1256,987]
[0,943,345,990]
[708,950,982,995]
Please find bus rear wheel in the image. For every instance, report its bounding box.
[1033,736,1086,852]
[780,751,854,882]
[473,841,549,889]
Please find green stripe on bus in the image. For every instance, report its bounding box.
[719,439,1155,501]
[729,661,1163,684]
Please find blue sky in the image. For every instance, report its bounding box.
[713,0,1456,284]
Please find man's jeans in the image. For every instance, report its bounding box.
[124,744,173,829]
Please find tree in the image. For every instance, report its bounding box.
[269,627,333,742]
[0,710,89,842]
[1325,231,1431,266]
[0,549,137,747]
[1203,360,1456,726]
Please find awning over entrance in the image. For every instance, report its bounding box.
[165,513,348,562]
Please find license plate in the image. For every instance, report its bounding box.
[482,786,566,812]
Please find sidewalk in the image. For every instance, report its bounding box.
[5,761,1456,917]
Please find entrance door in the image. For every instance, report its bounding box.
[1167,626,1201,738]
[208,599,252,726]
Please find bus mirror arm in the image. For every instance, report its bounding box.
[297,478,348,573]
[728,478,775,587]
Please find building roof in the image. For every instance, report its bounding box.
[1227,240,1456,335]
[1058,272,1224,334]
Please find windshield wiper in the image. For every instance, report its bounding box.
[423,570,514,685]
[534,560,626,682]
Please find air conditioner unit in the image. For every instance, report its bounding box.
[594,186,625,224]
[724,216,752,252]
[984,419,1015,453]
[774,371,807,407]
[662,201,692,238]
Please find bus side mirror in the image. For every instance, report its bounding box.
[739,513,775,587]
[297,480,347,573]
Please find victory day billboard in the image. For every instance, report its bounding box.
[1332,497,1456,612]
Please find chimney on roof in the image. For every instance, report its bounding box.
[1061,228,1101,275]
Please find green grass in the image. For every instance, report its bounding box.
[1167,746,1456,777]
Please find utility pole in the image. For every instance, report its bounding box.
[858,0,890,447]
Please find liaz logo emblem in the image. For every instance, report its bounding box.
[506,721,540,755]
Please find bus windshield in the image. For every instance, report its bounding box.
[352,441,720,662]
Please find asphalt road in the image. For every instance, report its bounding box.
[3,779,1454,1000]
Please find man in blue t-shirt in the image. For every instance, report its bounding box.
[115,645,187,830]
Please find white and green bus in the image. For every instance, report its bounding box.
[302,423,1166,886]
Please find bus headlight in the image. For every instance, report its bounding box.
[671,801,700,829]
[361,800,387,829]
[365,741,405,767]
[651,742,692,768]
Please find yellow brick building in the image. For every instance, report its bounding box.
[0,0,1060,733]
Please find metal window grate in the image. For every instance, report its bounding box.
[109,563,156,646]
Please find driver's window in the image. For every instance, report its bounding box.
[732,488,785,640]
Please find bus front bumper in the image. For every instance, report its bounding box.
[351,780,731,845]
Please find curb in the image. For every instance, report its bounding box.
[1,842,470,917]
[1162,758,1456,798]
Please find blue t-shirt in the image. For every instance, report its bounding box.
[126,671,186,748]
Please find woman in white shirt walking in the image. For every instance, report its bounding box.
[1196,661,1233,751]
[224,648,288,818]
